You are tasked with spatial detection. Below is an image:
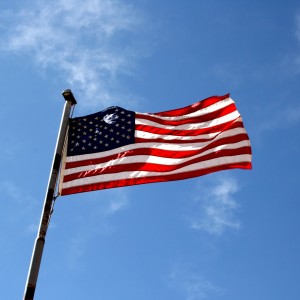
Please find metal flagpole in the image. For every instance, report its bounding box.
[23,89,77,300]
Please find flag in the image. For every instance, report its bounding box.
[59,94,252,196]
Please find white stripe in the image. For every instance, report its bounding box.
[66,126,248,163]
[137,98,234,120]
[135,110,240,130]
[135,125,246,142]
[62,154,252,189]
[135,129,221,140]
[63,140,251,176]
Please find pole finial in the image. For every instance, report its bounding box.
[62,89,77,105]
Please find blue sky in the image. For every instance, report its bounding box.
[1,0,300,299]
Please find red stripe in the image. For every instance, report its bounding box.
[61,160,251,196]
[135,137,214,144]
[152,94,230,117]
[135,119,243,137]
[136,103,237,126]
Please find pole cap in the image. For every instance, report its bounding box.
[62,89,77,105]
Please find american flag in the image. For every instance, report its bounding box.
[59,94,252,196]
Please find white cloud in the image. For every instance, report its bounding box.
[0,181,39,231]
[254,11,300,137]
[183,275,217,300]
[1,0,147,109]
[191,175,241,236]
[0,138,19,159]
[258,104,300,135]
[284,11,300,74]
[211,63,242,89]
[1,181,20,200]
[86,188,130,216]
[26,223,39,234]
[67,232,87,268]
[1,181,38,207]
[104,193,129,215]
[296,12,300,41]
[63,189,129,266]
[168,265,222,300]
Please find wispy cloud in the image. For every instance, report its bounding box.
[296,12,300,41]
[190,175,241,236]
[253,11,300,140]
[253,12,300,138]
[167,265,222,300]
[64,189,129,267]
[0,181,39,233]
[1,0,148,109]
[282,11,300,75]
[1,181,21,201]
[210,63,243,89]
[0,137,19,159]
[67,232,87,268]
[102,190,129,215]
[256,103,300,138]
[295,11,300,62]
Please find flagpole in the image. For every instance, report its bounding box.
[23,89,77,300]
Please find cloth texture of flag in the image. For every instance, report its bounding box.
[59,94,252,196]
